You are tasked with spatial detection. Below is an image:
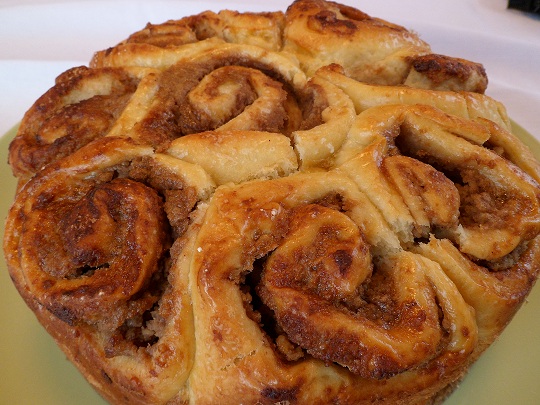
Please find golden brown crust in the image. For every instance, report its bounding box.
[186,172,482,404]
[404,53,488,93]
[91,0,487,93]
[8,66,147,181]
[4,137,215,404]
[4,1,540,404]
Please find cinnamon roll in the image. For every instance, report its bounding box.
[8,66,155,184]
[187,171,477,404]
[316,64,508,129]
[283,0,488,92]
[4,136,215,404]
[3,1,540,404]
[92,0,487,93]
[91,9,285,68]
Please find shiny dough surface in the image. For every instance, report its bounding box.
[3,1,540,404]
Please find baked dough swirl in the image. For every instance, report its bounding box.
[4,136,215,404]
[282,0,487,92]
[92,0,488,93]
[335,104,540,255]
[187,171,477,403]
[4,1,540,404]
[8,66,155,183]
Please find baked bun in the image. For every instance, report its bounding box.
[4,1,539,404]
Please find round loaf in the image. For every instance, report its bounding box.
[4,1,539,404]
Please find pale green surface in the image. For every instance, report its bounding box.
[0,128,107,405]
[1,123,539,404]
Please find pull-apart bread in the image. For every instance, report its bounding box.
[4,1,540,404]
